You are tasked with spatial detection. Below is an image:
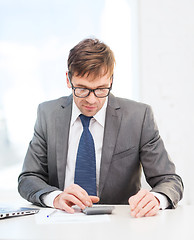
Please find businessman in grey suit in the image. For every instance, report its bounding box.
[18,38,183,218]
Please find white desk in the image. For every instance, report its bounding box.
[0,192,193,240]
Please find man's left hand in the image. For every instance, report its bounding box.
[128,189,160,218]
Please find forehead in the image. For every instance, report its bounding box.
[72,72,111,88]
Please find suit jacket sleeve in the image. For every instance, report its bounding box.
[139,105,183,208]
[18,104,60,207]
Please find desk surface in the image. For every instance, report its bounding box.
[0,192,193,240]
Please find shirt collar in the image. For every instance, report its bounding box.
[71,97,108,128]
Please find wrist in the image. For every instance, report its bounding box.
[152,192,170,210]
[42,190,63,208]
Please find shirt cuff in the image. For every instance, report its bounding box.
[42,190,63,208]
[152,192,170,210]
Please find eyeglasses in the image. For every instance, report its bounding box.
[68,73,113,98]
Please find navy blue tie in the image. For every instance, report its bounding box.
[74,114,97,196]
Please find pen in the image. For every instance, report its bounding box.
[47,209,57,218]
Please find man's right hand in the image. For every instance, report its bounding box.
[53,184,100,213]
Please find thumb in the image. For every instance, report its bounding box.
[90,196,100,203]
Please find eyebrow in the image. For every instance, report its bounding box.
[75,84,110,88]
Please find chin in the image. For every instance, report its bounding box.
[84,113,94,117]
[82,110,96,117]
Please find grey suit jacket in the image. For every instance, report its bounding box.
[18,94,183,208]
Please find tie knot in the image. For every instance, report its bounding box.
[80,114,92,128]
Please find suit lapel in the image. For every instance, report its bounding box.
[56,95,72,190]
[99,94,122,196]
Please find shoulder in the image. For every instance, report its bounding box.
[38,96,72,112]
[109,94,152,115]
[109,95,157,134]
[117,97,148,108]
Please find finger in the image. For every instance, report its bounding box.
[54,191,87,212]
[90,196,100,203]
[145,205,160,217]
[131,192,160,218]
[130,196,150,216]
[63,193,87,210]
[54,194,75,213]
[136,200,157,218]
[65,184,92,206]
[131,192,159,217]
[60,202,75,214]
[129,189,149,210]
[72,184,93,201]
[73,184,92,207]
[134,192,157,213]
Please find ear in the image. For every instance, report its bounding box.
[66,72,71,89]
[110,74,114,85]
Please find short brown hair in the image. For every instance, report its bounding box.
[68,38,115,79]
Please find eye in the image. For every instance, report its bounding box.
[95,88,108,93]
[78,88,88,93]
[74,88,90,97]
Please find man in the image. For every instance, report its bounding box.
[18,38,183,218]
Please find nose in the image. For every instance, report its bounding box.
[85,91,97,104]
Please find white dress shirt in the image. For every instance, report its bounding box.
[43,97,169,209]
[64,97,107,193]
[43,98,107,207]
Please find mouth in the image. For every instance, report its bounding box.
[83,105,97,110]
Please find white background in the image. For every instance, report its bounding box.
[0,0,194,205]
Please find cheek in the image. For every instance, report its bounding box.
[73,96,80,106]
[75,98,87,110]
[99,99,106,107]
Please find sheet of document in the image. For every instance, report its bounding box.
[35,207,110,224]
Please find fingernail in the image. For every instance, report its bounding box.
[131,211,135,217]
[81,204,85,209]
[86,201,91,206]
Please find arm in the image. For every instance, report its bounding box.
[139,106,183,208]
[18,104,99,210]
[129,106,183,217]
[18,104,59,206]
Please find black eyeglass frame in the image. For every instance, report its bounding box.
[67,72,113,98]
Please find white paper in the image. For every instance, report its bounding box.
[35,208,110,224]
